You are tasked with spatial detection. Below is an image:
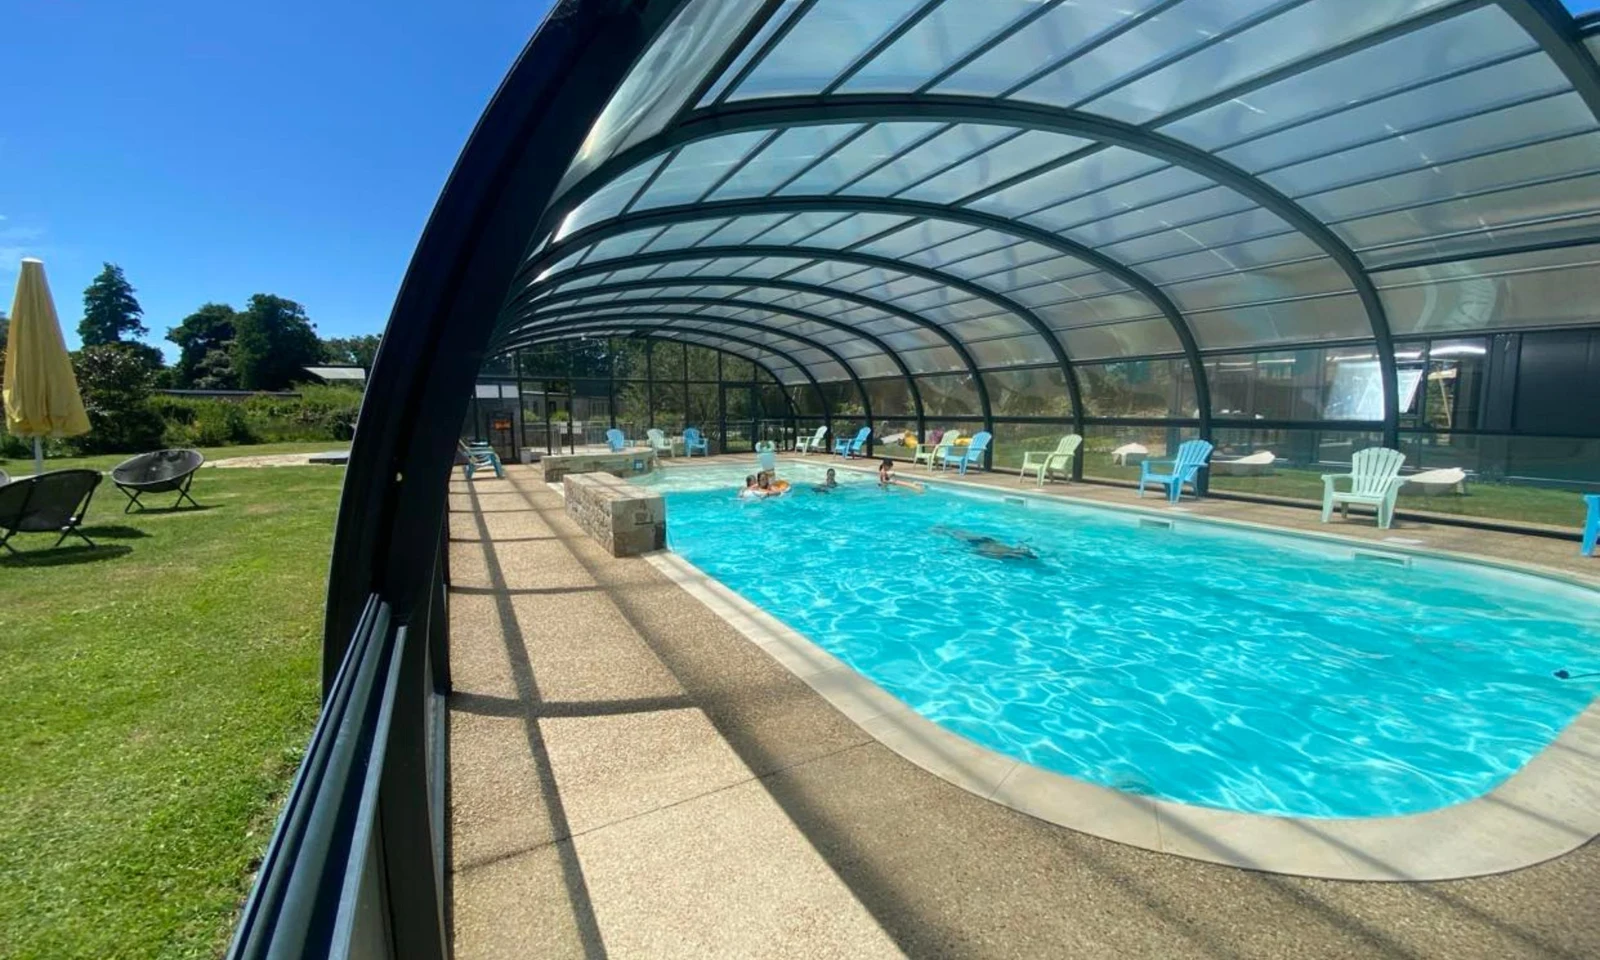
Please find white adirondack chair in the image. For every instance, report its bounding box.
[1322,447,1407,529]
[646,428,674,458]
[1019,434,1082,486]
[795,425,827,454]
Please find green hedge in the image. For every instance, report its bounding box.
[2,385,362,456]
[152,385,361,448]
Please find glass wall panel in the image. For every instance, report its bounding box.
[983,367,1073,418]
[864,378,914,417]
[820,381,866,418]
[723,384,754,453]
[1077,360,1187,418]
[685,344,721,381]
[687,382,719,450]
[652,382,686,435]
[616,382,650,442]
[991,421,1079,473]
[918,374,982,416]
[1204,346,1389,422]
[611,338,649,380]
[721,354,755,381]
[650,341,686,381]
[1081,424,1201,483]
[1206,428,1386,500]
[788,385,825,417]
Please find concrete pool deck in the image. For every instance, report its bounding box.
[446,463,1600,958]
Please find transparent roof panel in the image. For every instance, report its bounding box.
[1012,0,1300,111]
[1159,7,1537,150]
[1375,243,1600,335]
[514,0,1600,402]
[554,0,761,195]
[778,122,945,194]
[838,124,1017,197]
[707,124,862,200]
[1079,0,1458,125]
[931,0,1169,98]
[728,0,928,100]
[970,147,1168,220]
[632,132,771,210]
[837,0,1043,93]
[1058,318,1182,361]
[899,130,1094,204]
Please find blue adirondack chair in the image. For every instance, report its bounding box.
[834,426,871,457]
[1137,439,1213,503]
[458,440,504,481]
[683,427,709,457]
[1581,494,1598,557]
[605,428,626,452]
[939,431,992,475]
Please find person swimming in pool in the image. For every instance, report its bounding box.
[813,467,839,493]
[931,525,1038,560]
[739,474,762,499]
[877,458,925,493]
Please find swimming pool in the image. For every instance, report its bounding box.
[634,461,1600,818]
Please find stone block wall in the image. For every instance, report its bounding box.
[563,474,666,557]
[541,450,657,484]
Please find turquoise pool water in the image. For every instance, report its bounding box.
[635,462,1600,818]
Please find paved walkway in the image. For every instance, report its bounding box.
[446,464,1599,959]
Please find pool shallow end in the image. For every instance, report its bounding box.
[644,545,1600,882]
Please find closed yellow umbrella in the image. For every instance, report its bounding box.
[4,258,90,474]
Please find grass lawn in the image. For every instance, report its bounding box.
[0,440,349,476]
[0,451,344,958]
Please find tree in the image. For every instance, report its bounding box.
[70,344,167,453]
[167,303,238,387]
[80,263,147,346]
[230,294,322,391]
[195,347,238,390]
[321,333,381,370]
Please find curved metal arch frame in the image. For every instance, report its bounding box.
[505,319,875,450]
[523,198,1198,443]
[500,299,927,440]
[515,274,998,444]
[506,326,826,443]
[1501,0,1600,118]
[516,236,1095,437]
[512,272,987,393]
[530,98,1417,443]
[501,307,908,440]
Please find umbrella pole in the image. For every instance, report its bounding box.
[33,436,43,476]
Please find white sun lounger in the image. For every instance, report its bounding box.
[1404,467,1468,496]
[1210,450,1277,476]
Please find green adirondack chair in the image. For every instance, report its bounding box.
[1019,434,1082,486]
[1321,447,1407,529]
[913,429,959,469]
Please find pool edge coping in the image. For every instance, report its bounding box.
[634,477,1600,881]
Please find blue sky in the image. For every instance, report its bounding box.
[5,1,1597,359]
[2,0,553,358]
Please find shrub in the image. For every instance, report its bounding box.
[150,383,361,449]
[68,345,166,454]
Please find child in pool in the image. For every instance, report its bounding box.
[813,467,839,493]
[739,474,761,499]
[877,458,925,493]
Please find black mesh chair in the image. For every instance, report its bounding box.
[0,469,103,554]
[110,449,205,512]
